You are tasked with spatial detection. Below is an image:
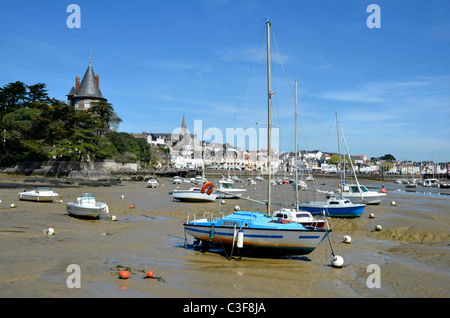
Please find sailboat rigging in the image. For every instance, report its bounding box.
[183,20,330,257]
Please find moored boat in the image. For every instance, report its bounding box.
[18,187,59,202]
[298,197,366,218]
[217,179,246,199]
[171,187,217,202]
[66,193,109,218]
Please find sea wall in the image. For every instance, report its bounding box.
[0,159,141,179]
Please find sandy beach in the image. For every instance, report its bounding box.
[0,174,448,299]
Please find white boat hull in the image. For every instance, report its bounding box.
[66,202,109,218]
[18,192,58,202]
[340,192,385,205]
[172,189,217,202]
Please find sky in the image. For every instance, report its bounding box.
[0,0,449,162]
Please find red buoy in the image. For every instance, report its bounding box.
[119,270,129,279]
[130,204,135,209]
[147,270,154,278]
[380,185,387,193]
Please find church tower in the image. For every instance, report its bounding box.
[67,58,107,110]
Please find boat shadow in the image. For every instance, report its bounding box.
[180,240,312,262]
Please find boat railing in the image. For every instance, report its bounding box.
[312,215,328,230]
[186,211,224,224]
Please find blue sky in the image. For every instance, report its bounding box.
[1,0,449,162]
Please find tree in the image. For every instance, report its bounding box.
[380,154,396,161]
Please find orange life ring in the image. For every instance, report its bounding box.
[201,182,214,195]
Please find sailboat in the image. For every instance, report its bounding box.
[183,21,330,256]
[333,113,386,205]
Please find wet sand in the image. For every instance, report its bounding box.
[0,174,449,298]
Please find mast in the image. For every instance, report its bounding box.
[336,113,343,188]
[266,20,272,216]
[295,80,299,207]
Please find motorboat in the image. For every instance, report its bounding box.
[298,197,365,218]
[18,187,59,202]
[172,176,182,184]
[272,208,325,228]
[147,178,159,188]
[66,193,109,218]
[423,178,439,187]
[171,187,217,202]
[217,179,246,199]
[338,184,386,205]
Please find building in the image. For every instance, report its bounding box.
[67,58,107,110]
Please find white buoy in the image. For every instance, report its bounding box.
[120,195,125,199]
[343,235,352,244]
[10,203,16,208]
[237,230,244,248]
[59,199,63,204]
[111,215,117,221]
[44,228,55,236]
[331,255,344,268]
[375,225,382,231]
[221,200,226,204]
[369,213,375,218]
[234,205,240,211]
[391,201,396,206]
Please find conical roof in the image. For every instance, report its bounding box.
[75,61,106,100]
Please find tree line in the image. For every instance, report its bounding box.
[0,81,161,166]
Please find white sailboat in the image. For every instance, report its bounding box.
[183,21,330,257]
[334,113,386,205]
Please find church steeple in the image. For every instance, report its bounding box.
[181,113,187,129]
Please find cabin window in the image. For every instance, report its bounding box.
[296,213,310,218]
[329,201,339,205]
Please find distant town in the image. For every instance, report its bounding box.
[130,117,449,178]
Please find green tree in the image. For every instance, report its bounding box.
[380,154,396,161]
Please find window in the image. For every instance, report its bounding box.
[85,99,90,109]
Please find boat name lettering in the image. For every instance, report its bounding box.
[222,221,239,227]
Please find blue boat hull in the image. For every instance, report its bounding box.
[297,203,365,218]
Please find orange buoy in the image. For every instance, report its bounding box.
[201,182,214,195]
[380,185,387,193]
[130,204,135,209]
[119,270,129,279]
[147,270,154,278]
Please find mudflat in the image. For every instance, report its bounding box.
[0,175,448,297]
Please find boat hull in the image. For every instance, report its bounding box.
[298,202,365,218]
[66,203,108,218]
[340,193,385,205]
[18,193,58,202]
[183,211,329,256]
[172,190,217,202]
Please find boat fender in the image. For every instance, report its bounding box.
[209,225,215,240]
[380,185,387,193]
[201,182,214,195]
[237,230,244,248]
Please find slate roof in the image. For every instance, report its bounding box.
[68,61,106,101]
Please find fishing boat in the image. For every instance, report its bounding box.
[217,179,246,199]
[298,197,365,218]
[66,193,110,218]
[171,187,217,202]
[183,21,330,257]
[18,187,59,202]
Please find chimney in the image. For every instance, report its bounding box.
[75,76,80,92]
[95,75,100,89]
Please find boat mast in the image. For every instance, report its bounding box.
[336,113,342,189]
[295,80,299,207]
[266,20,272,216]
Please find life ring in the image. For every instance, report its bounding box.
[201,182,214,195]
